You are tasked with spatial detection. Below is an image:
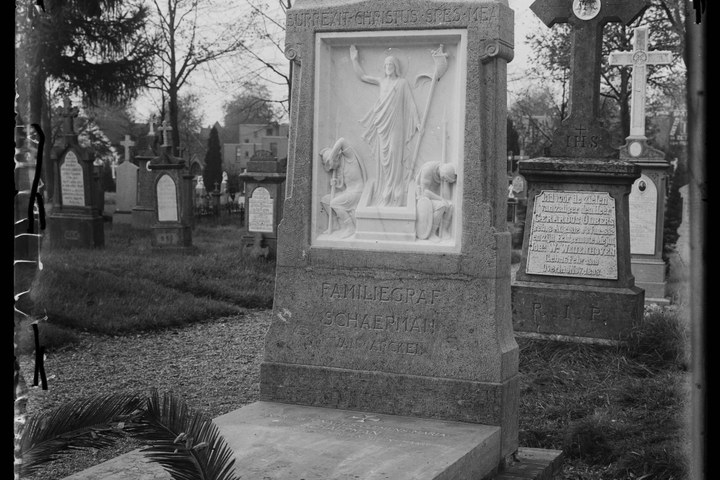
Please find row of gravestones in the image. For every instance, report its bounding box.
[47,1,686,479]
[49,104,287,257]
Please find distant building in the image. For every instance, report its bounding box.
[223,123,289,173]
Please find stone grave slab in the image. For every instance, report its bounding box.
[214,401,501,480]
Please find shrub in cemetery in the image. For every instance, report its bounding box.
[18,390,239,480]
[623,304,689,371]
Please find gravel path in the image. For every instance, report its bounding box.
[17,309,272,480]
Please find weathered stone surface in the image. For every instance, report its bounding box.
[48,142,104,249]
[215,402,502,480]
[260,2,519,475]
[529,0,649,158]
[512,157,644,341]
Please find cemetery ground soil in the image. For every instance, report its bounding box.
[17,304,690,480]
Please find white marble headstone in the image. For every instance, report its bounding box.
[156,174,178,222]
[60,151,85,207]
[248,187,274,233]
[628,174,658,255]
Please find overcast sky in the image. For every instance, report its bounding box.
[132,0,542,127]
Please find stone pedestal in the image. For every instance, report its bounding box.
[512,158,644,342]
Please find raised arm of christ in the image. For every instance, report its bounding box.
[530,0,649,158]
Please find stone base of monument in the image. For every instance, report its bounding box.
[131,206,155,229]
[112,210,133,225]
[213,401,503,480]
[354,181,416,242]
[511,281,644,342]
[150,224,197,254]
[59,411,563,480]
[48,211,104,248]
[631,257,669,305]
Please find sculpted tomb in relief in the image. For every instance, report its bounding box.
[312,31,466,252]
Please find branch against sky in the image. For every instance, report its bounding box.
[147,0,253,153]
[520,0,686,139]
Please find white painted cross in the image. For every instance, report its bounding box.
[120,134,135,162]
[609,26,672,141]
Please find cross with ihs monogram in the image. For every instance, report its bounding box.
[608,26,672,158]
[530,0,649,158]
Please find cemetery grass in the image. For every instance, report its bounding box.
[16,243,689,480]
[16,221,275,353]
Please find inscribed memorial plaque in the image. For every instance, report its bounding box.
[60,151,85,207]
[249,187,274,233]
[156,174,178,222]
[526,191,618,279]
[628,174,657,255]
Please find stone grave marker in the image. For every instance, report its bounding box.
[48,97,104,248]
[511,0,647,342]
[113,135,139,225]
[239,149,286,258]
[212,1,536,479]
[132,119,159,229]
[609,25,673,305]
[148,116,196,253]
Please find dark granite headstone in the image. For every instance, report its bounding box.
[132,122,158,229]
[511,0,646,343]
[47,98,104,249]
[148,116,196,254]
[239,150,286,258]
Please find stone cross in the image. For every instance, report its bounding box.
[530,0,649,157]
[61,96,79,135]
[120,134,136,162]
[609,26,672,146]
[157,119,173,148]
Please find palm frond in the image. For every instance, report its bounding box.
[128,389,239,480]
[19,392,144,476]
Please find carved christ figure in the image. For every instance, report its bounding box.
[350,45,421,207]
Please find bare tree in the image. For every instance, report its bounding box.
[149,0,250,154]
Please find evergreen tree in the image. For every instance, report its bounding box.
[203,126,223,193]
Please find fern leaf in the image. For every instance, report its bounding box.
[128,389,239,480]
[19,392,144,476]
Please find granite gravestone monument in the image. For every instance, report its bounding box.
[148,117,196,253]
[239,149,286,258]
[132,120,159,229]
[609,25,673,305]
[216,1,524,478]
[511,0,647,342]
[113,134,139,226]
[48,97,104,248]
